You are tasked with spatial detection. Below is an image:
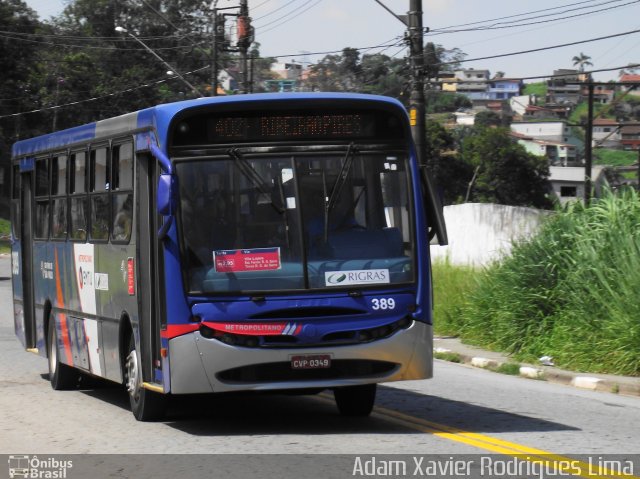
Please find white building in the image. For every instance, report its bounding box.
[548,166,607,205]
[512,132,577,166]
[510,95,534,117]
[592,118,621,148]
[510,121,571,143]
[271,62,303,80]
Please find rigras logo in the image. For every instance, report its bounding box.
[325,269,390,287]
[326,272,347,285]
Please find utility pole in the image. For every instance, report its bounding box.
[584,83,594,205]
[408,0,426,166]
[211,3,218,96]
[373,0,427,165]
[212,11,226,96]
[237,0,252,93]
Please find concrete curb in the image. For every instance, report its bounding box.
[434,347,640,397]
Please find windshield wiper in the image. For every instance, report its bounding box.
[325,143,357,240]
[227,148,285,214]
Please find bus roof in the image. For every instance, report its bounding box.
[11,93,407,158]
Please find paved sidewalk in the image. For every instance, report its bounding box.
[434,336,640,397]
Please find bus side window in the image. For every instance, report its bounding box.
[89,145,110,241]
[34,157,50,240]
[11,165,20,240]
[51,153,68,240]
[69,151,88,241]
[111,142,133,243]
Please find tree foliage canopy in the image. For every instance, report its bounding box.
[0,0,551,210]
[459,127,552,209]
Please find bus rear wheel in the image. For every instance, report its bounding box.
[124,335,166,421]
[47,315,78,390]
[334,383,377,417]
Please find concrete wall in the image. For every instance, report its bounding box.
[430,203,550,266]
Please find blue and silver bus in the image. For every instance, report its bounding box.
[10,93,447,420]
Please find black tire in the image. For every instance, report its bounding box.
[334,383,377,417]
[124,335,166,421]
[47,315,78,390]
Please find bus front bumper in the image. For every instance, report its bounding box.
[168,321,433,394]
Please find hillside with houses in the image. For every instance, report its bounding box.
[432,67,640,205]
[242,58,639,207]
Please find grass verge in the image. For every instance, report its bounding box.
[437,189,640,376]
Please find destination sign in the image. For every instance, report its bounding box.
[170,107,406,146]
[209,113,373,142]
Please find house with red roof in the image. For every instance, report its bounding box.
[592,118,621,148]
[620,74,640,97]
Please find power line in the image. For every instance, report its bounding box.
[252,0,300,21]
[427,0,640,36]
[428,0,614,32]
[429,0,624,33]
[0,65,210,120]
[252,0,275,10]
[6,59,640,122]
[255,0,322,33]
[0,29,185,42]
[0,32,195,52]
[500,63,640,82]
[438,28,640,67]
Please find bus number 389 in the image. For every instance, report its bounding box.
[371,298,396,310]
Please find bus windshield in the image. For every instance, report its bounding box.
[177,149,414,294]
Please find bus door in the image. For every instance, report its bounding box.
[18,169,36,350]
[136,154,164,382]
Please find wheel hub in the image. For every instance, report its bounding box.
[125,351,140,397]
[48,330,57,374]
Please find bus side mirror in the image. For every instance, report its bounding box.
[157,174,174,216]
[420,166,448,246]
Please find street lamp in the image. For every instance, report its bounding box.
[115,26,203,97]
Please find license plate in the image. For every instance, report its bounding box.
[291,354,331,370]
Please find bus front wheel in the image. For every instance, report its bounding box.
[334,383,376,417]
[124,335,165,421]
[47,315,78,390]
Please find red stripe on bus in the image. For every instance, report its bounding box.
[54,249,73,366]
[160,324,200,339]
[201,321,290,336]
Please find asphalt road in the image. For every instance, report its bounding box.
[1,254,639,477]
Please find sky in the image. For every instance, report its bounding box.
[25,0,640,83]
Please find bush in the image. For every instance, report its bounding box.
[431,260,481,336]
[455,188,640,375]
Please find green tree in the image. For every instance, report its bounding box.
[473,110,501,128]
[307,44,465,100]
[249,43,277,93]
[424,42,440,81]
[0,0,42,138]
[339,47,361,90]
[436,45,466,72]
[359,53,406,97]
[424,121,472,205]
[460,127,552,208]
[307,53,342,91]
[0,0,43,214]
[424,91,471,113]
[572,52,593,72]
